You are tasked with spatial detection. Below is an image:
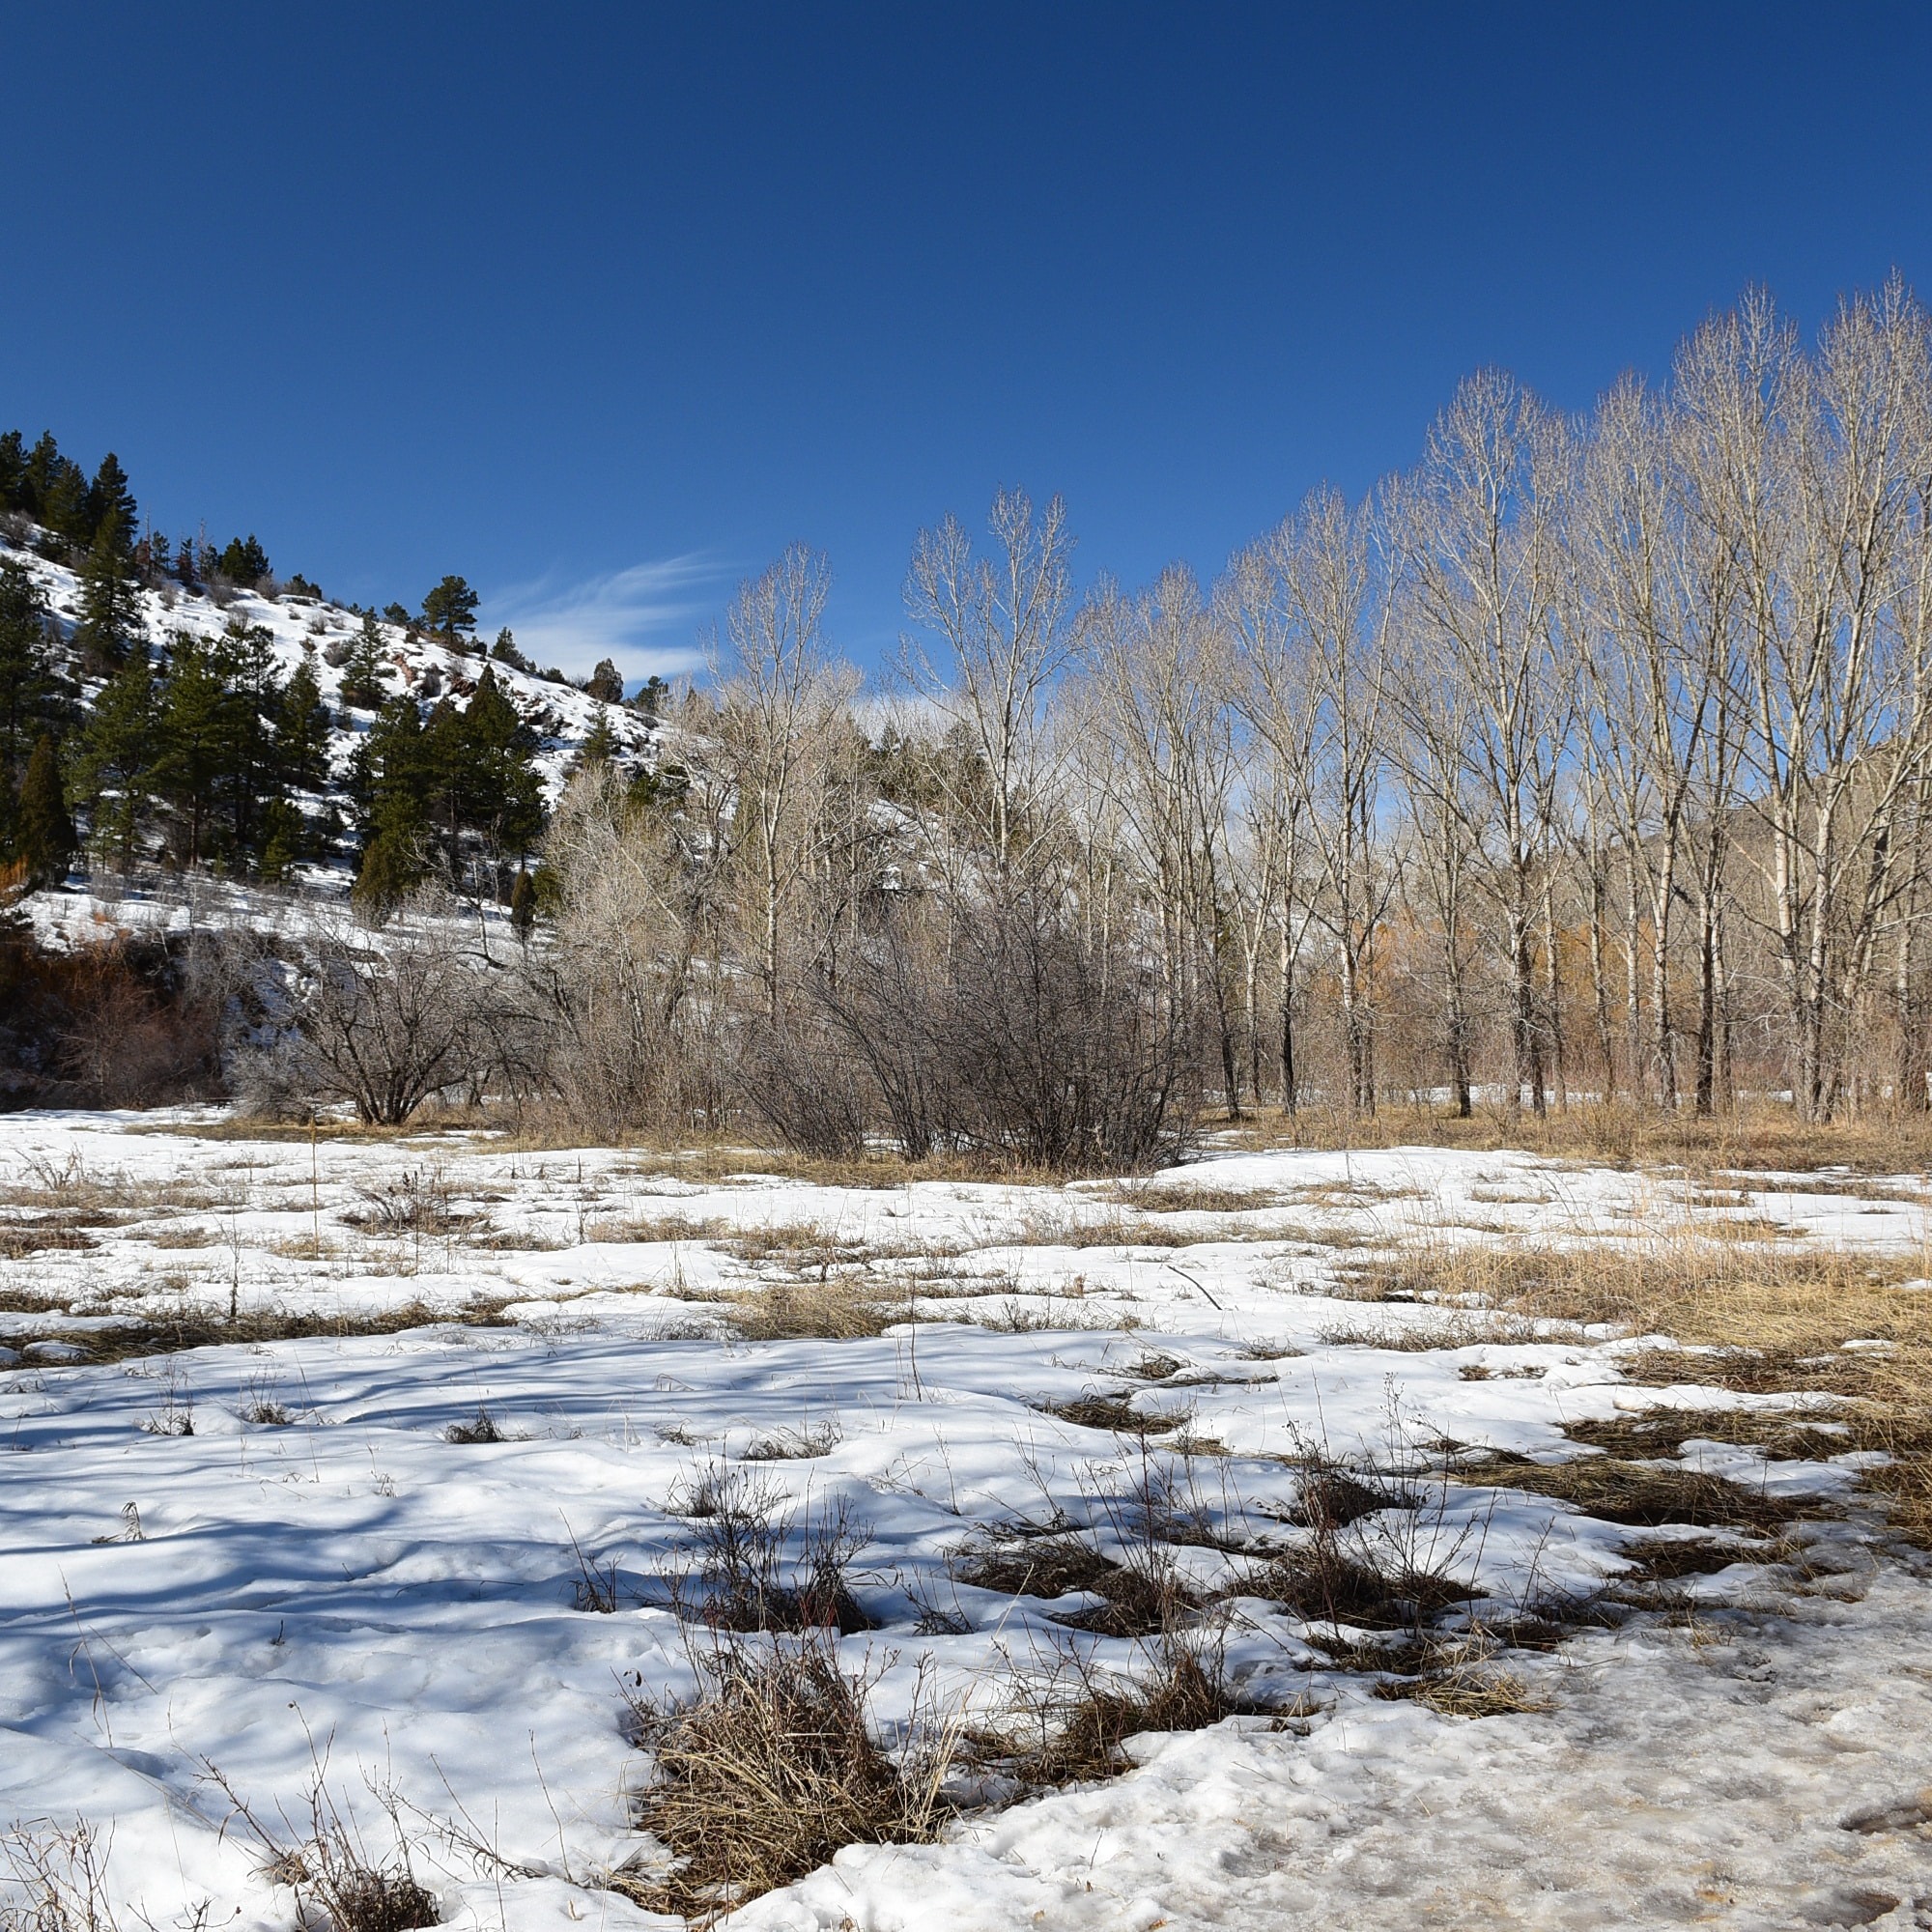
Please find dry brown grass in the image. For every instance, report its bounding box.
[1451,1454,1795,1534]
[146,1224,218,1250]
[0,1224,98,1258]
[952,1530,1195,1636]
[443,1407,506,1443]
[1374,1657,1550,1719]
[580,1211,728,1245]
[1318,1313,1520,1350]
[1001,1205,1243,1251]
[1208,1097,1932,1178]
[741,1418,842,1461]
[723,1280,895,1342]
[661,1474,877,1636]
[1561,1408,1852,1462]
[1090,1179,1285,1214]
[1360,1234,1932,1546]
[976,1643,1251,1787]
[618,1637,957,1924]
[204,1759,439,1932]
[1041,1390,1184,1436]
[1,1818,118,1932]
[1257,1540,1476,1630]
[0,1297,516,1366]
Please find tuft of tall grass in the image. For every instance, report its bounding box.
[619,1636,958,1924]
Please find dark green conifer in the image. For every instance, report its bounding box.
[278,657,331,793]
[71,648,156,870]
[352,828,421,922]
[0,562,72,776]
[85,454,137,546]
[148,633,232,867]
[72,514,145,672]
[489,627,530,670]
[577,711,620,770]
[421,576,479,649]
[20,434,68,526]
[15,735,75,887]
[339,613,391,710]
[41,459,92,545]
[216,535,271,586]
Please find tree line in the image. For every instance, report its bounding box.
[16,285,1932,1146]
[322,279,1932,1153]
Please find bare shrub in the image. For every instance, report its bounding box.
[665,1470,876,1635]
[738,1009,870,1160]
[287,900,492,1125]
[444,1408,504,1444]
[341,1170,472,1236]
[1,1819,118,1932]
[0,924,233,1111]
[523,765,726,1139]
[204,1759,438,1932]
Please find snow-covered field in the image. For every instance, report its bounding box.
[3,1115,1930,1929]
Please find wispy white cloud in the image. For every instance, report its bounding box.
[483,554,722,684]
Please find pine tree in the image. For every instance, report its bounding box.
[40,459,92,546]
[352,828,420,921]
[278,657,332,793]
[489,627,530,670]
[15,735,75,887]
[85,454,137,546]
[217,620,286,866]
[71,648,156,870]
[351,693,434,862]
[259,797,306,881]
[0,431,23,512]
[20,434,68,527]
[576,711,620,771]
[148,633,231,867]
[444,668,544,876]
[216,535,271,586]
[421,575,479,649]
[586,657,624,702]
[0,561,71,777]
[339,613,391,710]
[72,514,145,673]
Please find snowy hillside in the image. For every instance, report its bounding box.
[0,530,658,820]
[0,527,669,946]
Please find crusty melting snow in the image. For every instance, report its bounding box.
[2,1115,1929,1929]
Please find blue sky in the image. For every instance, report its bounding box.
[5,4,1930,684]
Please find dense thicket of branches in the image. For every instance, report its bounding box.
[507,282,1932,1141]
[29,286,1932,1146]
